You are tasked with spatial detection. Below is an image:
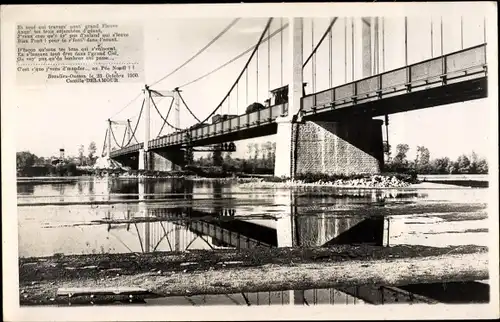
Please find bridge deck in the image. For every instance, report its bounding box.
[111,44,487,158]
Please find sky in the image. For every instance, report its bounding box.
[4,4,495,162]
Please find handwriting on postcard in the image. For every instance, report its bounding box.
[16,23,143,85]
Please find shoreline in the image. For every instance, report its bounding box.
[19,245,488,306]
[16,173,488,189]
[237,180,479,190]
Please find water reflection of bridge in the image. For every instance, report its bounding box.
[98,178,488,305]
[146,285,433,305]
[106,179,387,252]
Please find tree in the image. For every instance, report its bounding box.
[246,143,254,159]
[476,157,488,174]
[430,157,451,174]
[252,143,260,161]
[456,154,471,173]
[87,141,97,165]
[261,141,274,168]
[386,143,411,173]
[78,145,85,166]
[223,152,233,168]
[394,144,410,163]
[16,151,38,170]
[383,142,392,161]
[415,146,431,173]
[270,142,277,168]
[212,146,223,167]
[469,151,479,174]
[184,147,194,166]
[37,156,47,165]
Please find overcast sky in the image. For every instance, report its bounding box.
[4,4,494,161]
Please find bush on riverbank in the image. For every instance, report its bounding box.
[184,165,233,178]
[253,172,418,184]
[17,162,93,177]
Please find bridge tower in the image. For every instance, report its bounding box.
[138,86,184,171]
[274,18,304,177]
[138,86,150,170]
[274,17,384,178]
[107,119,112,162]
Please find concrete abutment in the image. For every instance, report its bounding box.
[139,149,185,172]
[274,118,384,177]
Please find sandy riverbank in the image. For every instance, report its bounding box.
[19,245,488,305]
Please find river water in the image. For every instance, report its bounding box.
[17,176,490,305]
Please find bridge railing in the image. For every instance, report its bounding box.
[113,103,289,157]
[110,142,144,158]
[301,43,487,113]
[176,103,288,144]
[112,44,486,158]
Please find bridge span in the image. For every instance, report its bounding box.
[106,18,488,177]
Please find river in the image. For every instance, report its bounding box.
[17,176,490,305]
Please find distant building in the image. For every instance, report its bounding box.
[51,148,65,165]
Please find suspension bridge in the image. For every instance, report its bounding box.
[102,17,488,177]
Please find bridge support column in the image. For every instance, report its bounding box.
[274,18,304,178]
[274,119,295,177]
[138,149,184,171]
[147,150,184,172]
[138,149,146,170]
[275,118,384,177]
[274,190,295,247]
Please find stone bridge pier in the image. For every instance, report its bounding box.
[139,148,185,172]
[275,17,384,178]
[275,118,384,177]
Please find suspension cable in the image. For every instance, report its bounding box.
[382,17,385,72]
[150,18,241,87]
[156,98,175,138]
[120,125,128,147]
[311,19,316,93]
[303,18,338,68]
[328,18,333,88]
[375,17,379,74]
[267,23,270,94]
[296,18,339,117]
[110,91,142,118]
[431,17,434,58]
[460,16,464,49]
[280,18,283,86]
[151,95,184,131]
[351,18,354,81]
[256,40,259,102]
[101,128,108,157]
[177,91,201,123]
[109,124,124,148]
[192,18,273,126]
[123,98,145,147]
[178,22,288,89]
[440,16,443,55]
[111,94,142,121]
[344,17,347,82]
[483,16,486,43]
[129,120,138,144]
[404,17,408,65]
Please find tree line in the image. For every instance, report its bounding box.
[385,144,488,174]
[190,141,488,176]
[17,140,488,177]
[190,142,277,174]
[16,141,98,177]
